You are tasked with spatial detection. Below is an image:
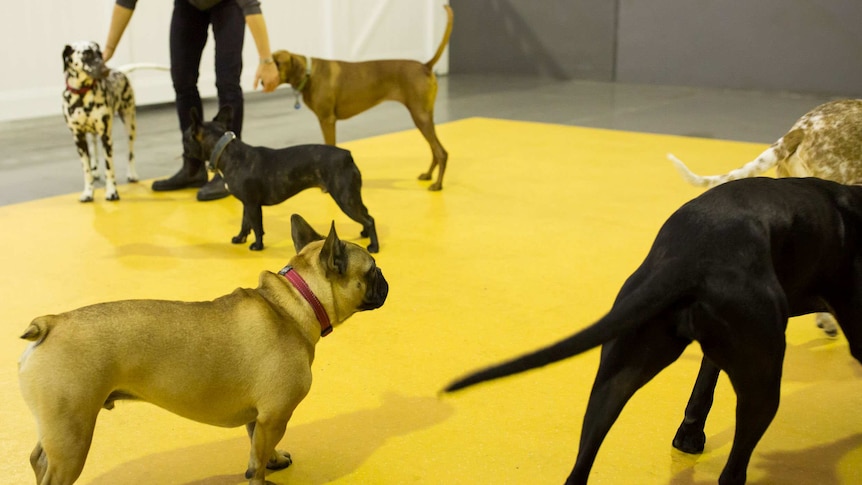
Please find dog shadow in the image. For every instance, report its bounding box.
[668,432,862,485]
[87,392,453,485]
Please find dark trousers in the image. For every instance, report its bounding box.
[170,0,245,142]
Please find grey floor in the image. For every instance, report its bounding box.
[0,74,842,206]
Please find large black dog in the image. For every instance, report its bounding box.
[183,106,379,252]
[446,177,862,484]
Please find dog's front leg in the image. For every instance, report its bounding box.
[673,356,720,454]
[244,418,291,485]
[232,204,254,246]
[316,115,337,145]
[73,131,95,202]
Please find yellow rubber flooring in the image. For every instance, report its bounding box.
[2,118,862,484]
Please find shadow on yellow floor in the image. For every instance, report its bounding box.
[2,118,862,484]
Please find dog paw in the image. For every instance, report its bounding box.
[672,428,706,454]
[128,176,139,183]
[232,235,248,244]
[427,182,443,191]
[249,242,264,251]
[267,450,293,470]
[79,194,94,203]
[816,314,840,337]
[417,172,432,181]
[105,192,120,201]
[367,242,379,253]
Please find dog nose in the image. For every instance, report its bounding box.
[359,269,388,310]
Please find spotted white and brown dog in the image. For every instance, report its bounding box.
[668,99,862,337]
[63,41,166,202]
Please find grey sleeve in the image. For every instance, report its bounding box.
[235,0,262,16]
[116,0,137,9]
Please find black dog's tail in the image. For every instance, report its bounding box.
[444,270,689,392]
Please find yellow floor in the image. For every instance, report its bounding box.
[2,118,862,484]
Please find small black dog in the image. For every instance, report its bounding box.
[183,106,379,252]
[446,177,862,485]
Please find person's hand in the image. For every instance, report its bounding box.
[102,45,115,62]
[254,62,279,93]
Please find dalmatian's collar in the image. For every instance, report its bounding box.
[65,81,94,96]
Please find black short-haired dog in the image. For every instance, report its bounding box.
[183,106,379,252]
[446,177,862,485]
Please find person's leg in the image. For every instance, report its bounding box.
[152,0,210,191]
[195,0,246,201]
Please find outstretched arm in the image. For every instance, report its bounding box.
[245,13,279,92]
[103,3,134,62]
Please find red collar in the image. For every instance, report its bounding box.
[65,81,94,95]
[279,265,333,337]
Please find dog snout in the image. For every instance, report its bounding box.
[359,268,388,311]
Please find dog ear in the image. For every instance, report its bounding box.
[319,222,348,276]
[213,105,233,128]
[63,45,73,64]
[272,50,291,82]
[290,214,325,253]
[190,107,202,126]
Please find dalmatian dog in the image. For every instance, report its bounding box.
[668,99,862,338]
[62,41,167,202]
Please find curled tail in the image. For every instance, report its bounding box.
[668,129,804,188]
[425,5,454,68]
[20,317,52,345]
[444,269,689,392]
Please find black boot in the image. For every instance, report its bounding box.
[196,173,230,201]
[152,156,207,191]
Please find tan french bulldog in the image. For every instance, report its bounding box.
[17,214,388,485]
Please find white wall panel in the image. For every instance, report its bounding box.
[0,0,449,122]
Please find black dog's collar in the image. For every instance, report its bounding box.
[209,131,237,173]
[278,265,333,337]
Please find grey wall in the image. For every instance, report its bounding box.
[449,0,617,81]
[616,0,862,96]
[449,0,862,97]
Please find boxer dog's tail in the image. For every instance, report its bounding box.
[667,128,804,189]
[425,5,454,68]
[444,270,690,393]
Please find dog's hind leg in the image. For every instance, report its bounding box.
[73,132,95,202]
[329,181,379,252]
[238,204,264,251]
[699,299,787,485]
[118,104,138,183]
[673,356,721,453]
[29,406,99,485]
[408,103,448,191]
[566,324,689,484]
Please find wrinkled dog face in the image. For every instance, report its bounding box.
[63,41,108,82]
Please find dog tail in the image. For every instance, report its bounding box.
[425,5,454,68]
[444,270,688,393]
[20,317,52,345]
[115,63,171,74]
[668,129,805,188]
